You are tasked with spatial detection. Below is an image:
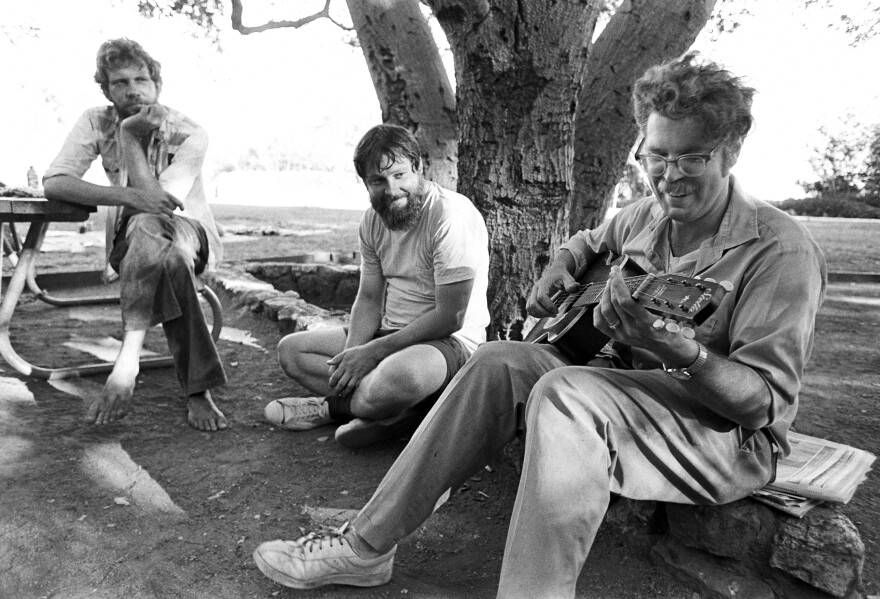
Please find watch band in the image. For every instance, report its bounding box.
[663,343,708,381]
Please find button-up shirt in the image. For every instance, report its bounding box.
[43,105,222,272]
[561,175,827,454]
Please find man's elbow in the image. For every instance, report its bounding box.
[42,176,63,200]
[739,410,772,432]
[736,392,776,431]
[440,305,467,334]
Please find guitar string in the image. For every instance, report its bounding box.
[553,276,701,308]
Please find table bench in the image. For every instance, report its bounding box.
[0,197,221,379]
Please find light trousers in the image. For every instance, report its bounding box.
[115,213,226,395]
[352,341,775,599]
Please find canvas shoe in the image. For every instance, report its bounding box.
[263,397,334,430]
[252,522,396,589]
[334,408,424,449]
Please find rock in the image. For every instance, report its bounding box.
[651,539,775,599]
[770,509,864,598]
[604,497,658,535]
[246,262,360,310]
[655,500,865,598]
[666,500,777,561]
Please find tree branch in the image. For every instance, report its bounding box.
[230,0,352,35]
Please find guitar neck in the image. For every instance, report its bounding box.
[559,275,648,308]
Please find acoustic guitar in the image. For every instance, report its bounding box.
[523,253,730,364]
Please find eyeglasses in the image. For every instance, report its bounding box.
[634,139,718,178]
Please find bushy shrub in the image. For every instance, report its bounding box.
[858,194,880,209]
[772,192,880,219]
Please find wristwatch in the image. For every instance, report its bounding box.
[663,343,708,381]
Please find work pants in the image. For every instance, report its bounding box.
[352,341,775,599]
[115,213,226,395]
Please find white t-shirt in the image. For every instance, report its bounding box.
[359,181,490,353]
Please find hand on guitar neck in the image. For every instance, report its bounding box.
[524,252,731,365]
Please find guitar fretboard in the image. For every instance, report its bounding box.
[554,275,648,307]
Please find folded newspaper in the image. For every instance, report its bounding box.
[751,431,876,517]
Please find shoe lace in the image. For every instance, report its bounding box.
[297,521,351,553]
[282,398,324,423]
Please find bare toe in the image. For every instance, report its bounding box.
[187,392,227,433]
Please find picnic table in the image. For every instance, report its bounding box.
[0,193,221,379]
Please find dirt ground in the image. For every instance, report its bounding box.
[1,210,878,599]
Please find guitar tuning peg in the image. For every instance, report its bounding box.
[720,280,734,292]
[680,326,695,339]
[652,318,666,331]
[664,320,681,334]
[704,277,716,283]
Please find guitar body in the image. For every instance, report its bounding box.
[523,252,728,365]
[524,254,647,365]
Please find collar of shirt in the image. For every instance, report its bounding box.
[645,175,761,274]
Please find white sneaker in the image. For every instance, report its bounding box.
[253,522,395,589]
[263,397,334,430]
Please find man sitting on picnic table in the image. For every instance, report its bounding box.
[42,38,227,431]
[251,52,827,597]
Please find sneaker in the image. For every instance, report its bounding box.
[334,408,424,449]
[252,522,395,589]
[264,397,334,430]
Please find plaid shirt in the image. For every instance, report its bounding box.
[44,105,222,272]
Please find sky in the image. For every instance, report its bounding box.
[2,0,879,209]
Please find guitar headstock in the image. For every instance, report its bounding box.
[632,274,731,326]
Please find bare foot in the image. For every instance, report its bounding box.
[86,367,137,425]
[187,390,228,432]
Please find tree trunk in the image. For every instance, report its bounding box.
[429,0,601,340]
[346,0,459,190]
[569,0,718,235]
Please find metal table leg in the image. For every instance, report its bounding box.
[0,221,222,380]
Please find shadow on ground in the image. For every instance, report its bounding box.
[0,278,701,599]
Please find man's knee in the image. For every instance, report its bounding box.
[470,340,527,370]
[126,213,166,240]
[277,333,305,378]
[526,367,607,431]
[356,366,432,417]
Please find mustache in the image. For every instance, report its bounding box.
[659,182,694,195]
[371,191,423,231]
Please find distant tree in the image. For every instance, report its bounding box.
[801,118,869,195]
[864,125,880,198]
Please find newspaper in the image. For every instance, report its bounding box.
[751,431,876,517]
[751,489,824,518]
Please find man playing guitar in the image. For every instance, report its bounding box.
[253,53,827,599]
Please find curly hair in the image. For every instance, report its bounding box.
[632,52,755,145]
[353,124,422,179]
[94,38,162,96]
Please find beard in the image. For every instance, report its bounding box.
[371,183,427,231]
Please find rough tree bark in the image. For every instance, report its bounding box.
[146,0,719,338]
[569,0,718,235]
[346,0,459,190]
[426,0,601,340]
